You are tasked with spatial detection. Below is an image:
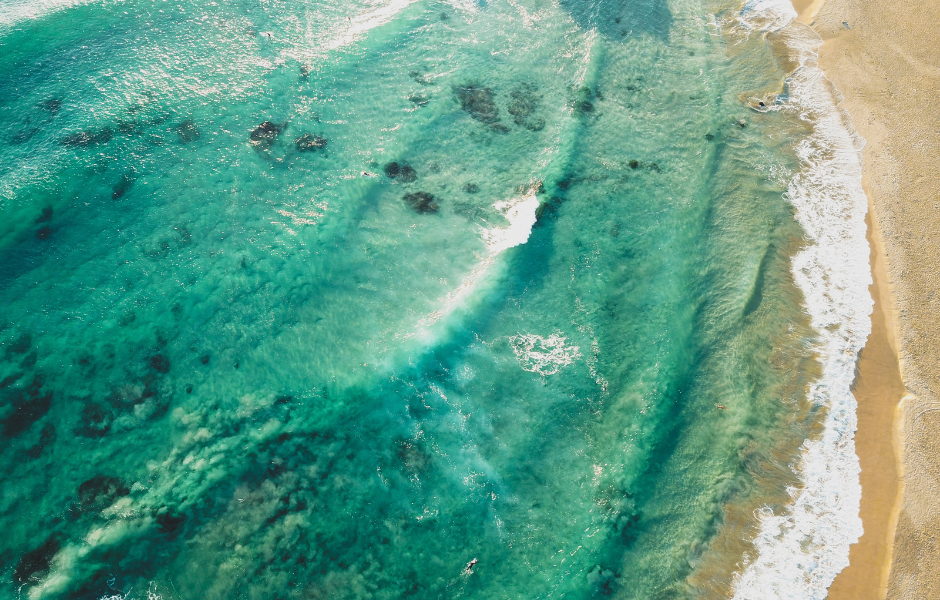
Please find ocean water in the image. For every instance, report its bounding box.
[0,0,870,598]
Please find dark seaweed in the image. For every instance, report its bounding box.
[13,538,60,584]
[295,134,327,151]
[177,119,200,143]
[402,192,440,214]
[36,207,53,223]
[78,475,130,509]
[25,423,56,459]
[112,173,136,200]
[250,121,281,149]
[454,85,499,123]
[2,375,53,437]
[508,84,545,131]
[149,354,170,374]
[61,127,113,148]
[77,402,113,438]
[399,165,418,182]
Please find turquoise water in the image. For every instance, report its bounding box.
[0,0,840,597]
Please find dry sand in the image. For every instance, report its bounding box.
[788,0,940,597]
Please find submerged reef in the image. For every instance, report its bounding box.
[403,191,440,214]
[295,133,327,151]
[455,85,499,123]
[176,119,200,143]
[61,128,113,147]
[250,121,281,149]
[384,162,418,182]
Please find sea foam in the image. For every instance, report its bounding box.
[730,1,872,598]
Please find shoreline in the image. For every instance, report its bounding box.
[826,192,904,599]
[784,0,907,596]
[798,0,940,595]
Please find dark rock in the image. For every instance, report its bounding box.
[40,99,61,115]
[156,508,186,533]
[403,192,439,214]
[149,354,170,374]
[384,162,401,178]
[25,423,55,459]
[409,95,429,107]
[10,334,32,354]
[11,127,40,145]
[61,127,113,148]
[409,71,430,85]
[21,351,38,368]
[295,133,327,151]
[705,133,715,141]
[78,402,113,438]
[535,196,565,224]
[1,373,21,388]
[35,226,52,240]
[176,119,200,143]
[78,475,129,509]
[185,384,193,394]
[399,165,418,182]
[454,85,499,123]
[629,160,639,169]
[200,354,210,365]
[577,100,594,114]
[116,119,138,135]
[508,84,544,130]
[275,394,293,405]
[3,376,53,437]
[463,183,479,194]
[489,123,510,134]
[13,538,60,584]
[396,438,430,473]
[36,207,53,223]
[112,173,136,200]
[300,65,312,78]
[249,121,281,149]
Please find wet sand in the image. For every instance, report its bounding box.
[794,0,940,597]
[826,202,905,599]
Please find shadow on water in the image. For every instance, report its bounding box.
[558,0,673,41]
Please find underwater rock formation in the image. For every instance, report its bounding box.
[112,173,136,200]
[508,84,545,131]
[61,128,113,147]
[250,121,281,149]
[13,538,59,584]
[455,85,499,123]
[176,119,200,143]
[402,191,439,214]
[295,133,327,151]
[384,162,418,182]
[78,475,130,509]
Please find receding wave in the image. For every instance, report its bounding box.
[731,1,872,597]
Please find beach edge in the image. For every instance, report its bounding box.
[801,0,940,596]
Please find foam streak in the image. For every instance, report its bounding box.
[731,2,872,598]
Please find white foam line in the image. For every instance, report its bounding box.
[412,189,540,334]
[731,2,872,599]
[0,0,94,30]
[321,0,416,52]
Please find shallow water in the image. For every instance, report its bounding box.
[0,0,865,598]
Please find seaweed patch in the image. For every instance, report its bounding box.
[403,192,440,214]
[455,85,499,123]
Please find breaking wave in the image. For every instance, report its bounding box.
[731,1,872,598]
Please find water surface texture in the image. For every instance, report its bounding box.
[0,0,869,598]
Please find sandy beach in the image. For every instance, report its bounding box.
[788,0,940,597]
